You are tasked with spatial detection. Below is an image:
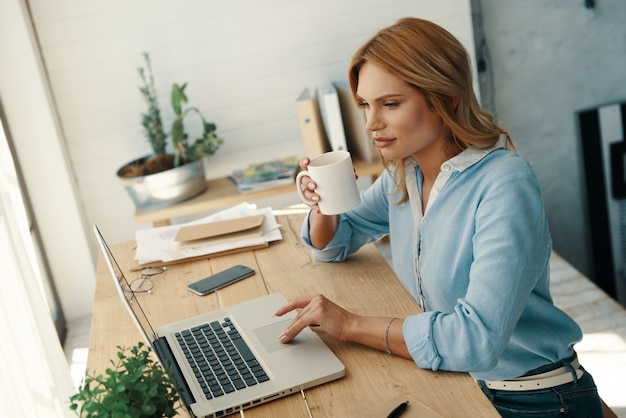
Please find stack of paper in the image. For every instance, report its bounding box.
[135,203,282,266]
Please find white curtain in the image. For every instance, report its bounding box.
[0,122,74,416]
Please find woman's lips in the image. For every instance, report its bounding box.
[374,137,395,148]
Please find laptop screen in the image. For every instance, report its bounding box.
[94,225,158,347]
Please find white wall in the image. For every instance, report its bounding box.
[29,0,475,247]
[3,0,475,319]
[0,0,95,321]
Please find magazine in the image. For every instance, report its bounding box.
[230,155,299,192]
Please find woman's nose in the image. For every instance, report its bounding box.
[365,110,383,132]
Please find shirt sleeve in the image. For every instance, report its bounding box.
[301,173,393,262]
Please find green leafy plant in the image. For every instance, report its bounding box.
[69,342,180,417]
[128,52,223,176]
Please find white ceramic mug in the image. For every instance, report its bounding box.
[296,151,361,215]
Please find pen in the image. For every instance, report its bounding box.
[386,400,409,418]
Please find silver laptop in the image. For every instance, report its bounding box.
[93,225,345,418]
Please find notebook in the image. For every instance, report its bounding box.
[93,225,345,418]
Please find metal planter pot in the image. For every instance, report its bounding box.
[117,155,207,209]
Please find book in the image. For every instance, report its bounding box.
[295,87,330,158]
[334,81,379,163]
[318,82,348,152]
[229,155,299,193]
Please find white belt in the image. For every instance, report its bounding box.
[483,358,583,391]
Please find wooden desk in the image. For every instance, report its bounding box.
[134,159,384,227]
[89,212,498,417]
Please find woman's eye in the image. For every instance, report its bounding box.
[384,102,399,108]
[358,101,369,108]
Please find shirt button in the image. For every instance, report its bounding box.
[442,164,450,172]
[433,187,440,193]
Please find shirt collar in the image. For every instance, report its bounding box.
[402,134,507,177]
[444,134,507,172]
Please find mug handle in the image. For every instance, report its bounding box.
[295,170,316,205]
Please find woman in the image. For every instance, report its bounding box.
[274,17,603,417]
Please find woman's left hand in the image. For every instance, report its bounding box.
[274,294,357,343]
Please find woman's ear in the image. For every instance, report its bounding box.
[450,96,459,110]
[440,95,459,113]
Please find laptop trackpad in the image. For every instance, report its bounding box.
[253,319,310,353]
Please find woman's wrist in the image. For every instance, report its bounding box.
[309,212,339,249]
[384,317,400,355]
[342,312,363,343]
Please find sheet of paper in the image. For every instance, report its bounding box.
[135,203,282,264]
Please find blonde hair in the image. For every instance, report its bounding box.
[348,17,515,203]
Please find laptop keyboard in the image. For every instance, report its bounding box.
[175,317,270,400]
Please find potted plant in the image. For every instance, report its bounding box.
[117,52,224,208]
[69,342,180,417]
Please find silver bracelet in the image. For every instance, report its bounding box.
[384,317,400,355]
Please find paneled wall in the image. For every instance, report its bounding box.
[28,0,475,247]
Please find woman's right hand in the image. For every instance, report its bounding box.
[299,156,342,249]
[275,294,357,343]
[298,157,322,214]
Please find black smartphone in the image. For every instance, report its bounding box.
[187,265,256,296]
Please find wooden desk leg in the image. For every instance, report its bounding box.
[153,219,170,227]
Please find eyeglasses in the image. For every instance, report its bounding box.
[124,267,166,298]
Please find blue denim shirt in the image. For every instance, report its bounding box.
[301,142,582,381]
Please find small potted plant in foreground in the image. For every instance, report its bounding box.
[117,52,224,208]
[69,342,180,417]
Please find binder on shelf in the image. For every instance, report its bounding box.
[295,87,330,158]
[334,81,379,163]
[318,82,348,152]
